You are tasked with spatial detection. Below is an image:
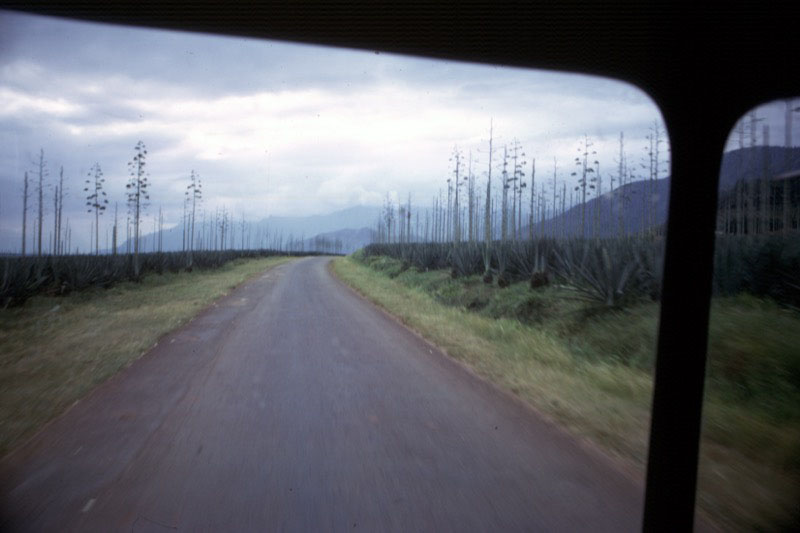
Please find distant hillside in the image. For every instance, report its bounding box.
[253,205,381,239]
[719,146,800,191]
[527,146,800,238]
[114,205,381,254]
[303,227,375,254]
[527,177,670,238]
[112,147,800,253]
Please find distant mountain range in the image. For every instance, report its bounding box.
[255,205,380,239]
[526,146,800,238]
[113,205,380,254]
[719,146,800,191]
[526,176,670,239]
[301,227,375,254]
[113,146,800,254]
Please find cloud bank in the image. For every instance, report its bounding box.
[0,9,681,252]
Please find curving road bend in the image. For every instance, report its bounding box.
[0,257,643,532]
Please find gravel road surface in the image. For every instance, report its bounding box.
[0,256,643,531]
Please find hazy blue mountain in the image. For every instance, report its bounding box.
[526,146,800,238]
[526,177,670,239]
[254,205,381,239]
[113,205,381,254]
[112,147,800,253]
[719,146,800,191]
[303,227,375,254]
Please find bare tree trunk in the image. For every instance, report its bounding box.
[501,146,509,242]
[579,135,592,239]
[738,181,745,235]
[467,152,474,242]
[95,187,100,255]
[540,184,546,231]
[37,149,45,257]
[57,166,64,255]
[552,157,558,238]
[561,181,566,239]
[484,155,492,244]
[453,150,462,244]
[762,125,770,233]
[480,121,495,246]
[406,194,412,243]
[510,144,518,240]
[182,199,187,252]
[529,158,535,241]
[446,177,452,242]
[53,167,62,255]
[784,177,791,234]
[159,207,163,252]
[652,123,661,235]
[569,189,574,238]
[617,133,625,237]
[191,190,197,253]
[134,170,141,272]
[22,172,29,256]
[113,203,118,255]
[53,184,58,255]
[593,161,601,238]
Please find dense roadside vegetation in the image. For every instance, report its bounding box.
[0,256,294,458]
[0,249,318,308]
[332,245,800,531]
[363,235,800,309]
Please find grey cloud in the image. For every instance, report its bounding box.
[0,9,676,253]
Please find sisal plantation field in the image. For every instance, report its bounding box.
[0,256,295,459]
[332,247,800,531]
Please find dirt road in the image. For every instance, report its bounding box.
[0,257,643,531]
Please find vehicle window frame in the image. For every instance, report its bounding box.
[2,3,795,530]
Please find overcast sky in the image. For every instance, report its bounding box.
[1,10,796,253]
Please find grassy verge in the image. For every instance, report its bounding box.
[0,256,295,458]
[331,254,800,531]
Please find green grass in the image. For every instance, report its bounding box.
[0,256,295,458]
[333,253,800,531]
